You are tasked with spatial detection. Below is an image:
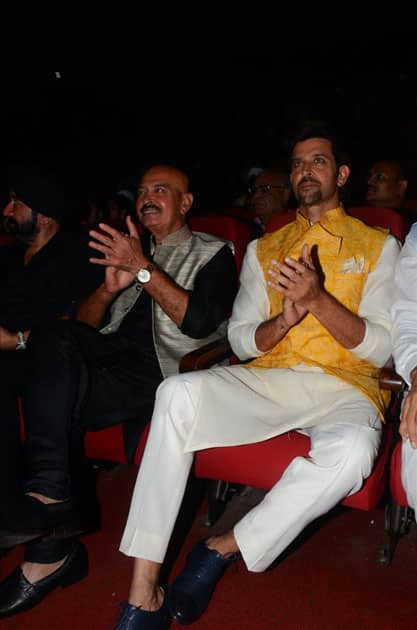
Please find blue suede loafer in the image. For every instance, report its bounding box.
[168,540,238,625]
[115,597,171,630]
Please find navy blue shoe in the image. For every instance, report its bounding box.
[115,597,171,629]
[168,540,238,625]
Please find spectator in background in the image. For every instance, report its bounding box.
[246,167,292,234]
[104,177,140,231]
[366,160,408,214]
[231,166,263,208]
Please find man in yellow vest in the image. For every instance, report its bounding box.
[115,122,400,630]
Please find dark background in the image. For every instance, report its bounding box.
[1,4,417,214]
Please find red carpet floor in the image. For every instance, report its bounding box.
[1,464,417,630]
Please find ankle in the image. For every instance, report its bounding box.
[22,557,67,583]
[206,534,239,558]
[128,585,165,612]
[26,492,63,505]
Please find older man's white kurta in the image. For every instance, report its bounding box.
[120,235,399,571]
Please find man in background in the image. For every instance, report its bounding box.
[246,167,291,233]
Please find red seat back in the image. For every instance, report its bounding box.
[265,210,296,233]
[349,207,407,241]
[188,215,252,273]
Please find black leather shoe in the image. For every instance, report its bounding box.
[168,540,238,625]
[115,597,171,629]
[0,540,88,618]
[0,495,81,549]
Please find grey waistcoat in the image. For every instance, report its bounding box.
[100,225,234,377]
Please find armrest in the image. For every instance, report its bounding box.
[379,367,405,392]
[180,338,233,373]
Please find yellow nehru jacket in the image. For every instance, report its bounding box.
[249,206,390,418]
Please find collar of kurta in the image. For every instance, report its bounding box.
[150,224,192,253]
[295,205,346,232]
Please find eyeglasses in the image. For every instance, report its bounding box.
[247,184,288,195]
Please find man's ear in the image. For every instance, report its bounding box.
[400,179,408,195]
[37,212,49,224]
[180,192,194,215]
[337,165,350,187]
[38,213,58,227]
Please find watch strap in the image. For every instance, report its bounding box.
[16,331,27,350]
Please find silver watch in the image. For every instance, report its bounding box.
[136,263,155,284]
[16,331,27,350]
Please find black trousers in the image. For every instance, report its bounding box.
[0,320,161,562]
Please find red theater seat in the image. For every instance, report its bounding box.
[349,207,407,242]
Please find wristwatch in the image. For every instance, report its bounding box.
[16,331,27,350]
[136,263,155,284]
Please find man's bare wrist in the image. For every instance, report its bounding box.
[277,314,289,333]
[98,284,117,300]
[410,367,417,387]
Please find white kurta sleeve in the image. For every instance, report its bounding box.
[392,223,417,385]
[353,234,401,367]
[228,239,270,360]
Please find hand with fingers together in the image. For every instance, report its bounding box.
[267,243,322,310]
[89,216,151,294]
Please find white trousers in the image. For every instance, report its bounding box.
[120,370,381,572]
[401,440,417,512]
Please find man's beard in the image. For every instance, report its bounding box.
[296,188,323,207]
[3,212,38,243]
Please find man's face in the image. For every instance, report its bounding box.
[2,193,37,237]
[136,166,192,239]
[246,171,290,225]
[290,137,346,210]
[366,161,405,209]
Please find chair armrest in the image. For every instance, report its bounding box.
[180,338,233,373]
[379,367,404,392]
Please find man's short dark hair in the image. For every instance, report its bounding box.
[286,120,351,171]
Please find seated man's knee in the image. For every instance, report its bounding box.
[335,425,381,488]
[153,372,202,427]
[313,424,381,481]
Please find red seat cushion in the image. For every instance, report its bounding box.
[195,424,392,511]
[84,422,151,466]
[84,424,128,464]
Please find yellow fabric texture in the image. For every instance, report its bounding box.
[248,206,390,417]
